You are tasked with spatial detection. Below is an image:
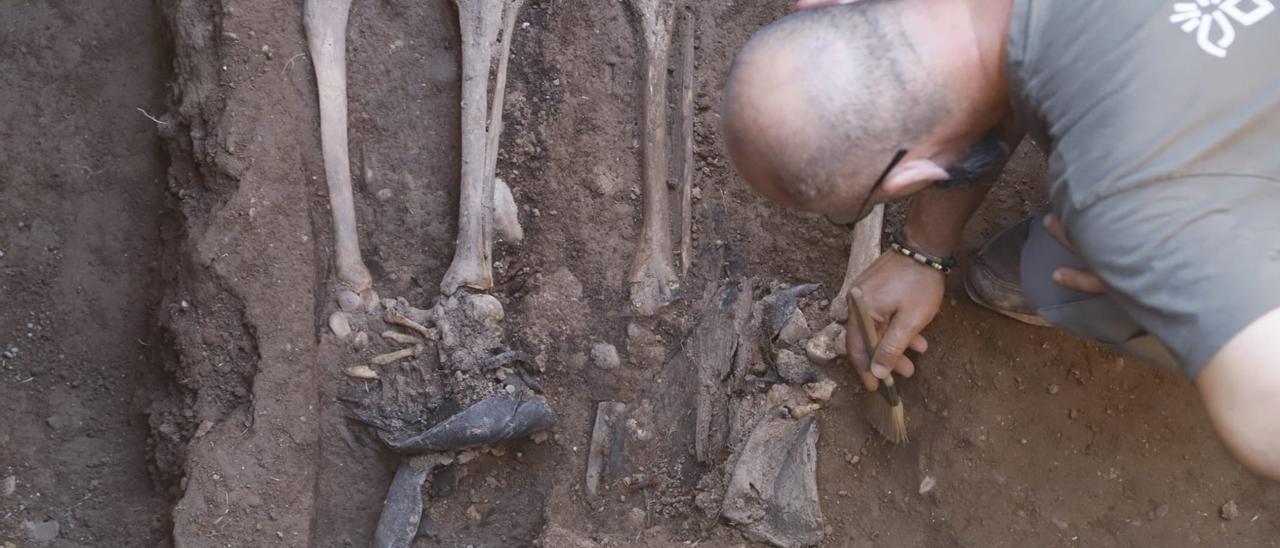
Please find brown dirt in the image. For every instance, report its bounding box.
[2,0,1277,547]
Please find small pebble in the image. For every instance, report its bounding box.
[2,475,15,497]
[1150,503,1170,521]
[1221,500,1240,521]
[590,343,620,370]
[918,475,937,495]
[22,519,59,542]
[193,420,214,439]
[1047,384,1059,395]
[375,188,394,201]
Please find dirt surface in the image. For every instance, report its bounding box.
[0,1,173,546]
[2,0,1278,547]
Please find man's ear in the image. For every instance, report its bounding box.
[880,159,949,198]
[795,0,862,10]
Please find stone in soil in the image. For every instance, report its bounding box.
[1220,500,1240,520]
[22,519,60,542]
[590,342,620,370]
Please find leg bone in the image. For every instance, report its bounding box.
[305,0,373,292]
[828,205,884,322]
[441,0,526,295]
[626,0,681,315]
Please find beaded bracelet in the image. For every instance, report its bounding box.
[888,230,958,274]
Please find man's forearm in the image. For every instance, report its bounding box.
[901,184,992,256]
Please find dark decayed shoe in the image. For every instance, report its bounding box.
[964,217,1054,327]
[379,393,556,454]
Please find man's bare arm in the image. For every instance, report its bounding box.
[901,184,993,256]
[1196,307,1280,480]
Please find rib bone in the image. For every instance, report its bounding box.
[828,205,884,322]
[440,0,526,295]
[626,0,681,316]
[305,0,373,292]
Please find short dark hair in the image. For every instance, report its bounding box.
[723,2,946,209]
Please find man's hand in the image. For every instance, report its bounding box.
[844,252,939,391]
[1043,214,1106,294]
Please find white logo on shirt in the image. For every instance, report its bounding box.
[1170,0,1275,57]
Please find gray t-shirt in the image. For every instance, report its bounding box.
[1006,0,1280,376]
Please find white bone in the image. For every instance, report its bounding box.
[441,0,526,295]
[371,345,422,366]
[828,205,884,322]
[385,312,435,341]
[381,330,423,345]
[494,177,523,243]
[304,0,373,292]
[626,0,681,316]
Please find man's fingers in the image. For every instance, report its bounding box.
[1043,214,1077,253]
[1053,267,1107,294]
[910,334,928,354]
[844,315,877,390]
[870,317,920,380]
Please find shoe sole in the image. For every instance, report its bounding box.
[963,273,1055,328]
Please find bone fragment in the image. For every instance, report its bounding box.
[804,378,837,402]
[675,7,696,274]
[494,177,523,243]
[441,0,526,295]
[463,293,505,326]
[337,289,361,312]
[304,0,373,292]
[381,331,422,345]
[625,0,680,315]
[345,365,379,380]
[372,345,422,366]
[329,310,353,341]
[721,412,825,547]
[828,205,884,322]
[385,312,435,341]
[805,322,847,366]
[586,401,627,496]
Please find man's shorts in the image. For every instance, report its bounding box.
[1022,176,1280,379]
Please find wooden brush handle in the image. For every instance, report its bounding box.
[848,289,899,393]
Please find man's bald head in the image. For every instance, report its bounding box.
[723,3,948,212]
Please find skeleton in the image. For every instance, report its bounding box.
[304,1,552,545]
[626,0,683,316]
[306,0,524,353]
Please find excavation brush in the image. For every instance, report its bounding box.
[848,288,909,444]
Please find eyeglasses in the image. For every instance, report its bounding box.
[824,148,908,228]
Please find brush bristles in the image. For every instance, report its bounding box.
[865,395,910,445]
[888,403,908,444]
